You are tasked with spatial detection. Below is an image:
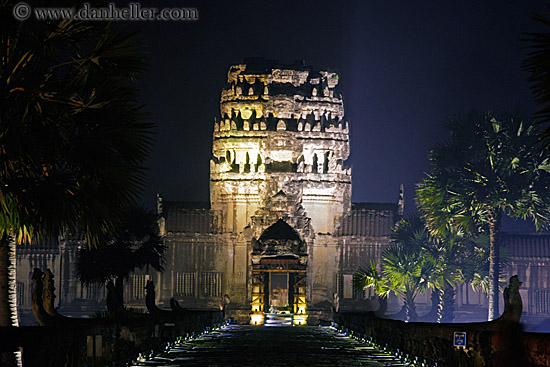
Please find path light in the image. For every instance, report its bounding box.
[250,313,263,325]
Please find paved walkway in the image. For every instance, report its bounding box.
[131,324,414,366]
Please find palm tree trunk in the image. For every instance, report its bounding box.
[115,276,125,312]
[106,280,116,313]
[404,292,418,322]
[0,234,20,366]
[0,234,19,326]
[420,288,438,322]
[438,281,455,323]
[487,208,502,321]
[375,296,388,317]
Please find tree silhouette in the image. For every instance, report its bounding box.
[523,13,550,148]
[417,111,550,320]
[0,4,152,364]
[76,207,165,314]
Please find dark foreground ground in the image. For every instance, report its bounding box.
[130,324,414,366]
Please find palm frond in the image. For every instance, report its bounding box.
[0,16,153,245]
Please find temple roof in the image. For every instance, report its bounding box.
[502,233,550,258]
[160,200,214,233]
[336,202,399,237]
[351,202,398,211]
[259,219,301,242]
[161,201,210,211]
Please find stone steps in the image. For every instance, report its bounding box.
[264,312,293,326]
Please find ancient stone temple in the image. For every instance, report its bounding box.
[156,59,404,324]
[14,59,550,327]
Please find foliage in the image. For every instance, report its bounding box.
[354,216,436,321]
[354,261,392,300]
[76,206,165,285]
[416,111,550,319]
[417,111,550,235]
[0,4,153,245]
[523,13,550,148]
[355,213,499,322]
[76,206,165,313]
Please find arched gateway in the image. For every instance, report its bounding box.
[250,219,308,325]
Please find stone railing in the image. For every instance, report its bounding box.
[1,311,223,366]
[0,269,224,366]
[336,276,549,367]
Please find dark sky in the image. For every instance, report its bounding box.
[133,0,549,231]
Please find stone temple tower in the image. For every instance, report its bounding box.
[210,59,352,235]
[156,59,401,325]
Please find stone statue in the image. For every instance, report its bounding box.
[43,269,62,317]
[170,297,187,313]
[145,280,175,317]
[219,294,231,312]
[145,280,157,314]
[492,275,527,367]
[31,268,48,325]
[502,275,523,322]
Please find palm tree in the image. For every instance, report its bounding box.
[417,111,550,320]
[390,215,449,322]
[523,13,550,148]
[354,222,434,322]
[387,216,435,321]
[353,261,392,316]
[0,5,153,364]
[422,229,492,322]
[389,215,474,322]
[382,243,435,321]
[76,207,166,314]
[355,215,491,322]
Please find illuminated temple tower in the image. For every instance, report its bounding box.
[156,59,403,324]
[210,61,351,234]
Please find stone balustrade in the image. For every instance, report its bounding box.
[335,276,549,367]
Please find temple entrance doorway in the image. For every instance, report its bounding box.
[250,219,308,325]
[250,256,308,325]
[269,273,289,311]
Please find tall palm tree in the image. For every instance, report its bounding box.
[0,4,153,364]
[390,215,449,321]
[417,111,550,320]
[387,215,435,321]
[76,207,165,314]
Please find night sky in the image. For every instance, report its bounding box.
[134,0,549,231]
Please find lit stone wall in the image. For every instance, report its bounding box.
[210,62,352,235]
